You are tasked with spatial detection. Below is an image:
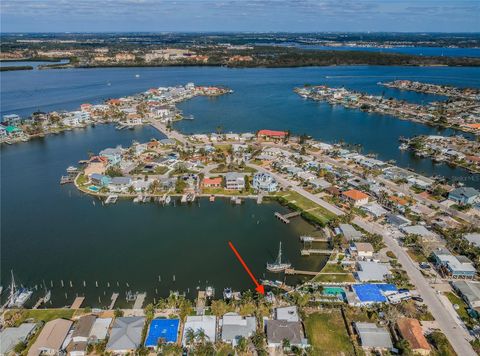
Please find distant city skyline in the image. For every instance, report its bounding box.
[1,0,479,33]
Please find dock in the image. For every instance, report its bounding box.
[300,236,330,243]
[133,292,146,310]
[300,249,333,256]
[274,211,301,224]
[196,291,206,316]
[285,268,318,276]
[108,293,119,310]
[32,297,45,309]
[70,297,85,309]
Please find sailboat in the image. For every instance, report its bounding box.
[7,270,33,308]
[266,242,291,272]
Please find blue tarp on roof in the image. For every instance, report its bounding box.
[353,284,397,303]
[145,319,179,346]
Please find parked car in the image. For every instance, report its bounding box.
[419,262,431,269]
[412,296,424,302]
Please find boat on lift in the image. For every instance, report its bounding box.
[266,242,291,272]
[223,288,233,300]
[205,286,215,298]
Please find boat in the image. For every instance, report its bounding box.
[205,286,215,298]
[223,287,233,300]
[399,143,409,150]
[209,195,215,202]
[184,115,194,120]
[165,196,171,204]
[266,242,291,272]
[7,270,33,308]
[133,195,142,203]
[105,195,118,204]
[125,290,137,302]
[135,74,140,78]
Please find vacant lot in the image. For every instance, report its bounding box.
[304,310,355,356]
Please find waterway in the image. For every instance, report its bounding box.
[0,124,326,307]
[1,65,479,187]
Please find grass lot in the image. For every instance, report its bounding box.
[304,311,355,356]
[407,248,428,263]
[201,187,254,196]
[321,263,346,273]
[312,262,356,283]
[445,291,471,325]
[277,190,336,224]
[427,331,457,356]
[5,309,76,326]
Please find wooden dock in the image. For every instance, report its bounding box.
[196,291,206,316]
[70,297,85,309]
[274,211,301,224]
[300,235,330,243]
[285,269,318,276]
[133,293,146,310]
[109,293,119,310]
[33,297,45,309]
[300,249,333,256]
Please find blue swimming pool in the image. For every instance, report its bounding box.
[88,185,100,192]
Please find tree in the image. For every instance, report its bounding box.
[185,328,196,347]
[196,328,209,345]
[175,177,187,193]
[144,303,155,320]
[236,336,248,353]
[114,308,124,317]
[282,338,291,350]
[244,175,250,190]
[210,300,229,318]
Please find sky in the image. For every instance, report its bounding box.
[1,0,479,33]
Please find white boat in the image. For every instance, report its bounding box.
[266,242,291,272]
[135,74,140,78]
[223,288,233,300]
[105,195,118,204]
[205,286,215,298]
[165,196,171,204]
[7,271,33,308]
[133,195,142,203]
[398,143,409,150]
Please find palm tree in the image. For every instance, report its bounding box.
[236,336,248,353]
[185,328,196,347]
[195,328,208,345]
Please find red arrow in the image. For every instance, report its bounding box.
[228,241,265,295]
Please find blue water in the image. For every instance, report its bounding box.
[1,65,479,186]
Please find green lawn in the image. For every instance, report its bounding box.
[279,190,336,224]
[407,248,428,263]
[445,291,471,324]
[6,309,76,326]
[313,273,356,283]
[304,311,355,356]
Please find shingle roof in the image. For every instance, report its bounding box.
[106,317,145,352]
[397,318,431,352]
[266,320,305,345]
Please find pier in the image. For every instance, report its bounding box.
[285,268,318,276]
[109,293,119,310]
[196,291,206,316]
[133,292,146,310]
[300,235,330,243]
[274,211,301,224]
[70,297,85,309]
[300,249,333,256]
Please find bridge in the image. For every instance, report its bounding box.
[274,211,301,224]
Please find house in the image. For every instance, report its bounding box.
[356,261,391,282]
[432,248,476,279]
[257,129,288,141]
[275,306,299,322]
[361,203,388,218]
[338,224,363,241]
[448,187,480,205]
[348,284,398,306]
[354,322,393,350]
[67,315,96,356]
[202,177,223,188]
[451,281,480,310]
[465,233,480,248]
[342,189,369,207]
[2,114,21,126]
[225,172,245,190]
[252,173,278,192]
[106,317,145,354]
[221,313,256,346]
[108,177,132,193]
[145,319,179,347]
[0,323,37,355]
[309,178,331,190]
[99,146,123,165]
[386,213,411,228]
[397,318,431,355]
[402,225,436,241]
[28,318,73,356]
[265,320,308,349]
[88,318,112,343]
[350,242,374,258]
[90,173,111,187]
[182,316,216,346]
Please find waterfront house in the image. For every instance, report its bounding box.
[338,224,363,241]
[342,189,369,207]
[67,315,96,356]
[106,317,145,354]
[220,313,256,346]
[349,242,374,259]
[88,318,112,343]
[182,316,216,346]
[348,284,398,306]
[108,177,132,193]
[28,318,73,356]
[225,172,245,190]
[99,146,123,165]
[257,129,288,141]
[202,177,222,188]
[0,125,7,138]
[145,319,179,348]
[451,281,480,310]
[448,187,480,205]
[252,172,278,192]
[396,318,431,355]
[90,173,111,187]
[354,322,393,351]
[275,306,300,322]
[2,114,21,126]
[0,323,37,355]
[432,248,476,279]
[266,320,308,349]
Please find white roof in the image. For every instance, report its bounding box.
[465,233,480,248]
[275,306,299,322]
[89,318,112,341]
[357,262,390,282]
[0,323,37,355]
[402,225,435,238]
[182,316,216,345]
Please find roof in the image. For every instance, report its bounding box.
[110,177,131,185]
[452,281,480,307]
[397,318,431,352]
[88,318,112,341]
[221,313,256,344]
[72,315,96,338]
[354,242,374,253]
[275,306,299,322]
[357,262,390,282]
[402,225,435,238]
[106,317,145,352]
[266,320,306,345]
[257,129,287,137]
[0,323,37,355]
[352,284,397,303]
[145,319,179,346]
[203,177,222,185]
[465,233,480,248]
[339,224,363,240]
[225,172,244,180]
[450,187,479,199]
[182,316,216,345]
[343,189,369,201]
[355,322,393,349]
[28,319,73,356]
[386,213,411,227]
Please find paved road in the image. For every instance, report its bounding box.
[353,217,476,356]
[147,119,188,145]
[248,163,345,216]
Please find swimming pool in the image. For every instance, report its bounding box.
[88,185,100,192]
